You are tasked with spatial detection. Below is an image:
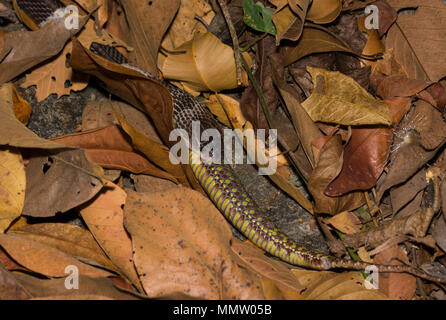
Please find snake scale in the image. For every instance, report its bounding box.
[15,0,446,284]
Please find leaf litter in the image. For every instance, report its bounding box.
[0,0,446,301]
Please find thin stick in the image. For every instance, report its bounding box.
[217,0,243,86]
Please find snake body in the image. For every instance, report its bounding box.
[14,0,446,284]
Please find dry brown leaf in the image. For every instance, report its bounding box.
[272,1,310,45]
[0,17,87,85]
[385,0,446,82]
[52,125,179,182]
[120,0,180,75]
[0,265,30,300]
[22,149,103,218]
[306,0,342,24]
[161,0,214,51]
[281,26,356,66]
[0,233,113,278]
[8,223,119,274]
[79,182,143,292]
[231,239,304,293]
[374,245,416,300]
[11,272,139,300]
[123,188,264,299]
[21,41,89,102]
[114,113,188,186]
[0,147,25,233]
[301,67,393,126]
[131,174,178,193]
[307,135,364,215]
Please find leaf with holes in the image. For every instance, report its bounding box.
[243,0,276,35]
[21,41,89,102]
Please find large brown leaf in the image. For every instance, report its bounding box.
[0,18,87,84]
[0,234,113,278]
[22,149,103,217]
[79,182,143,292]
[123,188,264,299]
[385,0,446,82]
[120,0,180,75]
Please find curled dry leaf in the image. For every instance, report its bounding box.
[22,149,103,218]
[306,0,342,24]
[0,233,113,278]
[272,1,310,45]
[0,147,25,233]
[79,182,143,292]
[11,84,32,125]
[325,211,361,235]
[160,32,250,92]
[302,67,393,126]
[123,188,264,299]
[281,26,356,66]
[307,135,364,215]
[114,113,188,186]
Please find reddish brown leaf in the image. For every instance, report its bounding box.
[325,97,411,196]
[307,135,364,215]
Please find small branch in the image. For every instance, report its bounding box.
[217,0,243,86]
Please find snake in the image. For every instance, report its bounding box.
[14,0,446,284]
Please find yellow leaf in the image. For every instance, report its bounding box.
[325,211,362,234]
[160,32,251,92]
[0,147,25,233]
[302,67,393,126]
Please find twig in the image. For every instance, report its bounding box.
[241,32,267,52]
[240,54,272,127]
[217,0,243,86]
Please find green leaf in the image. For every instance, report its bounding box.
[242,0,276,35]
